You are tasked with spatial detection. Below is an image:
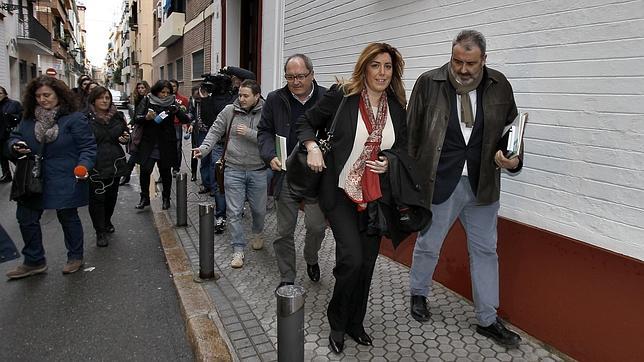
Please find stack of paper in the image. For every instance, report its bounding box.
[499,112,528,159]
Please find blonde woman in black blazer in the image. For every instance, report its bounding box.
[296,43,408,354]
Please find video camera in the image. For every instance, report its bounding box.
[200,72,233,95]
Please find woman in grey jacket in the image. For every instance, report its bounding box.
[193,80,266,269]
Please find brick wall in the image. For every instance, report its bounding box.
[186,0,212,22]
[181,17,212,95]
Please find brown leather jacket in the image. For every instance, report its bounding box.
[407,63,521,207]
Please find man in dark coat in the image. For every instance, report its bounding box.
[257,54,327,288]
[0,86,23,182]
[406,30,524,348]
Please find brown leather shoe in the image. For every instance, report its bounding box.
[6,264,48,279]
[62,259,84,274]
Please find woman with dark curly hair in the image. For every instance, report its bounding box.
[133,80,189,210]
[6,75,96,279]
[86,86,130,247]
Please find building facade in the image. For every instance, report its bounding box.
[261,1,643,361]
[0,0,88,98]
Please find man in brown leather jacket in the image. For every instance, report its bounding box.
[407,30,524,348]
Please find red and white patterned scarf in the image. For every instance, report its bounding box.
[344,88,388,210]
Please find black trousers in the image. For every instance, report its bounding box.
[140,157,172,199]
[1,139,10,175]
[325,188,381,335]
[89,177,120,234]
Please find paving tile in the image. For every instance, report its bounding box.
[167,154,567,361]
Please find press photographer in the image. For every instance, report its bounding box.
[190,72,235,233]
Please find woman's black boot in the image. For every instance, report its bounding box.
[96,232,108,247]
[162,197,171,210]
[135,195,150,209]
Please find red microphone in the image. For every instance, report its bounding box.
[74,165,88,178]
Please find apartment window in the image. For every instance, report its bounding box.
[159,65,164,80]
[167,63,174,80]
[176,57,183,81]
[192,50,204,80]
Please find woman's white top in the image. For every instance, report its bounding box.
[338,105,395,190]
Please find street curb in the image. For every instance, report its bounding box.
[150,199,233,362]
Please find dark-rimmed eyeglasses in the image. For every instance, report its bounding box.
[284,72,311,82]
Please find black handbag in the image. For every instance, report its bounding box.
[286,96,347,200]
[10,141,45,201]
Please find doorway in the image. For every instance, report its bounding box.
[239,0,261,80]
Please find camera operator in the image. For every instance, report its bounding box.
[219,66,256,94]
[192,73,235,233]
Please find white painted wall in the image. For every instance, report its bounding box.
[260,0,285,94]
[282,0,644,260]
[225,0,241,68]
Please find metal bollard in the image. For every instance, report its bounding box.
[176,172,188,226]
[198,203,215,279]
[276,285,305,362]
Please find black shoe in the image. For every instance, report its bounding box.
[347,330,373,346]
[410,295,430,322]
[155,177,162,184]
[197,187,211,194]
[119,175,130,185]
[328,334,344,354]
[191,174,197,182]
[96,233,108,247]
[135,196,150,209]
[476,318,521,348]
[0,174,12,183]
[162,198,171,210]
[275,281,294,292]
[307,263,320,282]
[106,224,115,233]
[215,217,226,234]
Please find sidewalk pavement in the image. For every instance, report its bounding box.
[155,144,569,362]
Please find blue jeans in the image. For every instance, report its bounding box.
[16,205,84,266]
[0,223,19,263]
[224,168,268,252]
[208,144,226,219]
[196,131,213,190]
[409,177,500,326]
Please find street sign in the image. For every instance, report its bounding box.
[45,68,57,77]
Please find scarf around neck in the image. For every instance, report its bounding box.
[447,65,483,128]
[148,94,176,108]
[34,106,60,143]
[344,88,388,210]
[90,104,118,124]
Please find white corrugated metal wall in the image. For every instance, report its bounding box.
[279,0,644,260]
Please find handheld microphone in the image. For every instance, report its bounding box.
[74,165,88,179]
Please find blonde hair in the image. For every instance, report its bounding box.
[339,43,406,108]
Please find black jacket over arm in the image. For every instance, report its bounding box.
[296,85,408,213]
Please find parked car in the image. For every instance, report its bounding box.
[109,89,129,109]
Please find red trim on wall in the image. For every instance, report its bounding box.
[380,219,644,362]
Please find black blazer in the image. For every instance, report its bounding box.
[296,86,408,212]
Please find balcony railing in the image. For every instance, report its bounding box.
[17,16,52,50]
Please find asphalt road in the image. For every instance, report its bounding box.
[0,162,193,360]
